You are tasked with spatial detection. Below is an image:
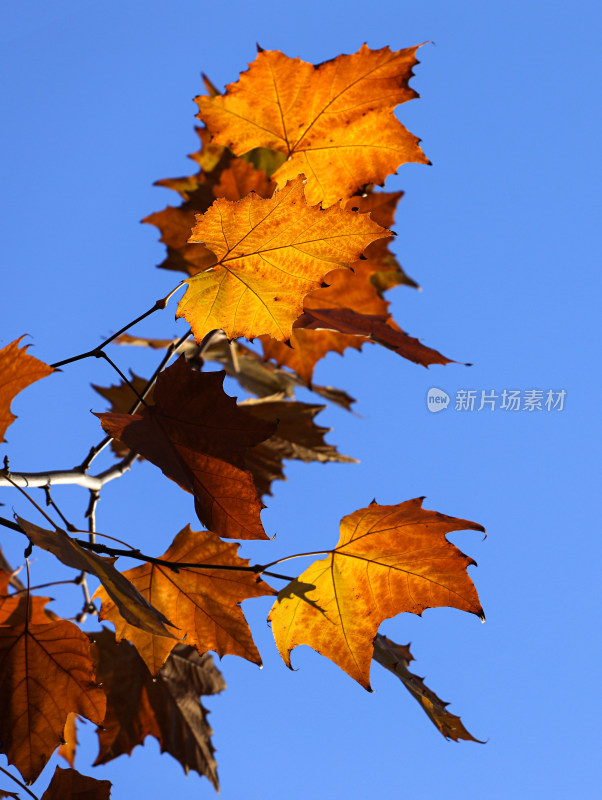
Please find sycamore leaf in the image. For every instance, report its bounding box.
[115,333,357,411]
[258,190,435,382]
[145,128,275,277]
[0,790,19,798]
[16,517,175,639]
[177,176,388,342]
[0,616,106,784]
[269,498,484,690]
[91,629,225,789]
[94,525,273,675]
[241,397,357,497]
[373,634,483,743]
[57,713,79,768]
[0,337,53,443]
[97,357,276,539]
[196,45,429,207]
[41,766,111,800]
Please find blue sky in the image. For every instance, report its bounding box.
[1,1,600,798]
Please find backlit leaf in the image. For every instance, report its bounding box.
[0,337,53,443]
[196,45,429,206]
[57,713,79,768]
[177,176,388,342]
[0,616,106,783]
[269,498,484,690]
[95,525,273,675]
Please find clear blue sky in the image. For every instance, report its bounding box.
[1,2,600,798]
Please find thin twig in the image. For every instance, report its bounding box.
[11,578,80,594]
[97,351,149,407]
[50,297,171,369]
[0,516,294,580]
[0,765,39,799]
[79,327,193,472]
[42,485,74,530]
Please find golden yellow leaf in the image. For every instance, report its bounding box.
[177,176,388,342]
[269,498,484,690]
[196,45,429,206]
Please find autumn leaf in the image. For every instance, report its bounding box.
[41,766,111,800]
[373,634,483,743]
[269,498,484,690]
[260,261,450,383]
[241,397,357,497]
[0,615,106,783]
[257,190,439,383]
[176,176,388,342]
[91,629,225,789]
[145,128,275,277]
[296,307,455,368]
[0,337,53,443]
[196,45,429,207]
[17,516,175,639]
[94,524,273,675]
[57,713,79,768]
[96,357,276,539]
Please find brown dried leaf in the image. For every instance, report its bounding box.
[16,517,174,639]
[41,766,111,799]
[91,629,225,790]
[96,357,277,540]
[373,634,484,742]
[241,397,357,497]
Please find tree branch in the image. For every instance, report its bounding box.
[0,452,137,491]
[50,297,169,369]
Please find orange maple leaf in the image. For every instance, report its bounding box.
[269,498,484,690]
[94,525,273,675]
[90,630,225,789]
[97,357,276,540]
[0,615,106,783]
[176,176,388,342]
[0,337,53,443]
[196,44,429,207]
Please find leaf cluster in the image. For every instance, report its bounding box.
[0,43,484,798]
